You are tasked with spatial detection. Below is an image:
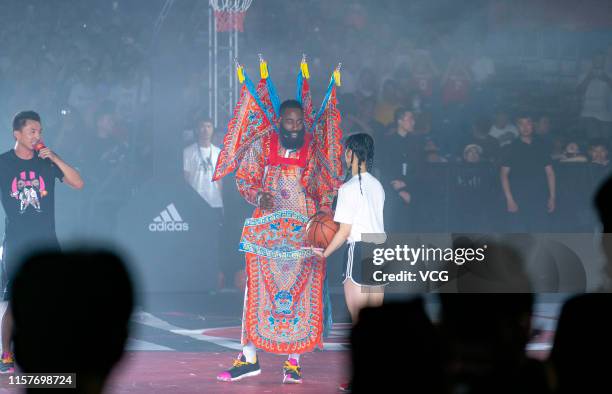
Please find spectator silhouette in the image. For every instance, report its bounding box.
[439,294,551,394]
[550,178,612,394]
[11,250,134,394]
[549,294,612,394]
[350,298,446,393]
[546,178,612,392]
[595,175,612,285]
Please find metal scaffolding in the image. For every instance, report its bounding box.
[208,7,241,129]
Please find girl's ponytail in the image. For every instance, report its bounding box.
[344,133,375,195]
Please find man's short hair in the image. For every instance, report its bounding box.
[194,114,214,128]
[13,111,41,132]
[394,107,412,125]
[514,111,533,122]
[279,100,303,116]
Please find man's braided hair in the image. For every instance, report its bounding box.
[345,133,374,195]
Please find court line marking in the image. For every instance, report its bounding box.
[133,311,348,351]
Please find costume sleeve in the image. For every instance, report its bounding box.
[235,138,266,206]
[302,85,343,211]
[303,151,331,211]
[213,83,274,182]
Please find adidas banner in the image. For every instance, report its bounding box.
[148,203,190,232]
[115,176,221,293]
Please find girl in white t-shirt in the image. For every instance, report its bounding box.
[313,133,386,323]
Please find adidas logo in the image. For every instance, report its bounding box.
[149,203,190,232]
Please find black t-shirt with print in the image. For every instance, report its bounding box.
[0,149,63,246]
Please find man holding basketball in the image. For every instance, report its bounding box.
[213,62,343,384]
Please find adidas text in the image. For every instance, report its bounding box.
[149,203,190,232]
[149,222,189,232]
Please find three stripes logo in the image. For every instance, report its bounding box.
[148,203,190,232]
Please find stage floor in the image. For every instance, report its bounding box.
[0,293,564,393]
[108,351,349,393]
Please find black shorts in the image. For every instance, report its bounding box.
[2,238,61,301]
[342,242,388,287]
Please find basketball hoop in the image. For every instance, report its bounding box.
[210,0,253,32]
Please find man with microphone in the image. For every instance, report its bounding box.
[0,111,84,373]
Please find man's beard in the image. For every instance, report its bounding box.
[279,127,305,150]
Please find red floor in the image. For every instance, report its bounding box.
[107,351,350,394]
[0,299,558,393]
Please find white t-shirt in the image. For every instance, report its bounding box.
[183,143,223,208]
[579,72,612,122]
[489,124,518,146]
[334,172,385,243]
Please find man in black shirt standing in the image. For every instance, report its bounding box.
[500,113,556,231]
[0,111,84,373]
[380,107,424,232]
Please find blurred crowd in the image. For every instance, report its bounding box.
[0,0,611,241]
[1,3,611,393]
[0,1,160,241]
[264,2,612,234]
[0,1,154,153]
[243,1,612,234]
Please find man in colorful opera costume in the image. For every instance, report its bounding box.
[213,57,343,384]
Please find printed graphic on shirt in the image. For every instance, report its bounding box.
[10,170,49,214]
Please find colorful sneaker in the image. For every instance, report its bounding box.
[282,358,302,384]
[216,353,261,382]
[339,381,352,392]
[0,352,14,374]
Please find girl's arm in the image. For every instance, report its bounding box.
[315,223,352,258]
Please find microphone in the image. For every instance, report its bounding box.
[34,141,46,153]
[34,141,53,164]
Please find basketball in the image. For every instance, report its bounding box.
[306,212,339,249]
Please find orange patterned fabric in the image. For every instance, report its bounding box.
[303,86,344,209]
[212,70,343,354]
[299,76,315,131]
[212,84,273,182]
[241,211,325,354]
[237,141,324,353]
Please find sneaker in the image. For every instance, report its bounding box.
[0,352,14,374]
[216,353,261,382]
[339,381,352,392]
[282,358,302,384]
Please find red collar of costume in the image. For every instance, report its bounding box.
[268,131,311,168]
